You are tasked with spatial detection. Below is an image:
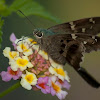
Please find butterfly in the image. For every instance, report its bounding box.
[30,17,100,88]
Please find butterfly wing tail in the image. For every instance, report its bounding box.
[77,67,100,88]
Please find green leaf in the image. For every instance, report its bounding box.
[9,0,61,23]
[0,0,11,16]
[0,17,4,48]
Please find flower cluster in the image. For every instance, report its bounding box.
[0,33,71,100]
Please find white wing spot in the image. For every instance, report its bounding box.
[89,18,95,24]
[83,41,87,44]
[69,21,76,30]
[89,18,93,22]
[71,34,77,39]
[82,28,86,32]
[70,25,75,30]
[69,21,74,25]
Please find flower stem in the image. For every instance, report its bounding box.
[0,81,21,98]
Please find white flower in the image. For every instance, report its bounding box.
[3,47,19,60]
[16,37,39,54]
[17,42,33,56]
[49,58,64,68]
[15,37,28,45]
[15,37,33,56]
[9,56,33,71]
[49,66,70,82]
[26,38,37,45]
[38,50,48,60]
[20,71,37,90]
[32,45,39,51]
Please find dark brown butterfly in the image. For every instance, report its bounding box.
[32,17,100,88]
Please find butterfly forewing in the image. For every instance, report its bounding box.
[48,17,100,35]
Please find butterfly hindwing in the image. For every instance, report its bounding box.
[39,34,85,66]
[48,17,100,35]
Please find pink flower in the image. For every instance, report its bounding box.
[58,79,71,90]
[36,77,50,94]
[10,33,17,49]
[0,66,22,82]
[48,76,68,100]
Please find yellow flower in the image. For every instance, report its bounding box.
[3,47,19,60]
[9,56,33,71]
[49,66,70,82]
[20,71,37,90]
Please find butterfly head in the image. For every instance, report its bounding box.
[33,28,55,39]
[33,28,44,39]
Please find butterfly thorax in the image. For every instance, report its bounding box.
[33,28,58,48]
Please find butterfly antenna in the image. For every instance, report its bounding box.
[18,10,36,29]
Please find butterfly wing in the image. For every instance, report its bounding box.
[39,34,100,88]
[62,37,100,88]
[48,17,100,35]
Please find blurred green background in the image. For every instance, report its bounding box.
[0,0,100,100]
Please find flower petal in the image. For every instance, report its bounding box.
[10,33,17,42]
[10,33,17,49]
[56,90,68,100]
[20,78,32,90]
[0,71,12,82]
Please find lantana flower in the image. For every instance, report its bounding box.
[49,66,70,82]
[38,50,48,60]
[9,56,33,71]
[48,76,68,100]
[0,33,71,100]
[58,79,71,90]
[0,66,22,82]
[36,77,50,94]
[16,39,33,56]
[20,71,37,90]
[3,47,19,60]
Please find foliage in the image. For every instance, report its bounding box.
[0,0,61,48]
[0,17,4,48]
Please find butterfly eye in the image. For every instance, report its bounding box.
[37,32,43,37]
[34,31,43,38]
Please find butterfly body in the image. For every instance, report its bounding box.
[32,17,100,88]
